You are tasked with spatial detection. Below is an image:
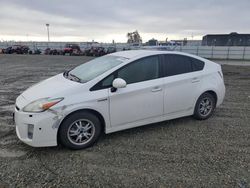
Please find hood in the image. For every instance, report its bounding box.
[21,73,82,103]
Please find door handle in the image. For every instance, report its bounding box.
[191,77,200,83]
[151,87,162,92]
[97,98,108,102]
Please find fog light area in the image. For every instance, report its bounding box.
[27,124,34,139]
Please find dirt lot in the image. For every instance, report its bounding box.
[0,54,249,187]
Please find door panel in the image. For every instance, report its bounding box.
[162,54,203,115]
[109,79,164,127]
[163,72,201,114]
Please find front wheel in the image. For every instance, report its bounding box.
[59,112,102,150]
[193,93,216,120]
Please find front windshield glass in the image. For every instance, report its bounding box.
[68,55,125,83]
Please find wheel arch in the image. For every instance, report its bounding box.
[205,90,218,105]
[57,108,106,144]
[193,89,218,113]
[193,90,218,120]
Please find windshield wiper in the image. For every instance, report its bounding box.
[69,73,82,83]
[63,70,69,77]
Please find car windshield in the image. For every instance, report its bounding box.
[68,55,126,83]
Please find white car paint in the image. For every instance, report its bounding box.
[109,77,164,127]
[14,50,225,147]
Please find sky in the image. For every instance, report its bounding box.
[0,0,249,43]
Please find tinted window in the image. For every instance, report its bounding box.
[90,73,115,91]
[117,56,159,84]
[90,56,160,91]
[101,74,115,87]
[191,58,204,71]
[164,55,192,76]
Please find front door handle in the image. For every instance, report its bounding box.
[151,87,162,92]
[97,98,108,102]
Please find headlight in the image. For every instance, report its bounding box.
[22,98,64,113]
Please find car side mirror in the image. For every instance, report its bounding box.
[111,78,127,92]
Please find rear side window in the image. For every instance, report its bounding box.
[164,55,192,76]
[191,58,205,71]
[163,55,204,77]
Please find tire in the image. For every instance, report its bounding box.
[59,112,102,150]
[193,92,216,120]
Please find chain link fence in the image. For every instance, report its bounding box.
[1,41,250,60]
[173,46,250,60]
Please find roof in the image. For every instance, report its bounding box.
[109,50,207,63]
[111,50,198,59]
[110,50,167,59]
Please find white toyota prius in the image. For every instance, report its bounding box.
[14,50,225,149]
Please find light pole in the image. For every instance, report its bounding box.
[46,23,50,47]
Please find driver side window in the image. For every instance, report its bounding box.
[117,55,159,84]
[102,74,115,87]
[90,55,160,91]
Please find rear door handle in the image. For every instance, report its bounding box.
[151,87,162,92]
[191,77,200,83]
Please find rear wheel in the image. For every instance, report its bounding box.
[59,112,102,150]
[193,93,216,120]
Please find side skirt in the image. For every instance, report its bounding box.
[105,109,193,134]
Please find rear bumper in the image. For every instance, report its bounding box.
[216,81,226,107]
[15,107,59,147]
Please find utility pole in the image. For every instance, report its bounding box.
[46,23,50,47]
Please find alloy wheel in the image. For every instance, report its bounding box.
[67,119,95,145]
[199,97,213,117]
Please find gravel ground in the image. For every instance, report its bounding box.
[0,54,250,188]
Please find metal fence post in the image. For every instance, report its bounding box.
[211,46,214,59]
[243,46,246,60]
[227,46,230,60]
[196,46,199,56]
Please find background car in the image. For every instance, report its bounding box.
[28,48,42,55]
[92,47,106,56]
[63,44,81,55]
[33,48,42,55]
[44,48,62,55]
[105,46,116,54]
[44,48,51,55]
[2,46,12,54]
[82,47,93,56]
[50,49,62,55]
[19,45,29,54]
[2,45,29,54]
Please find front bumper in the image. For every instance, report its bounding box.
[14,107,59,147]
